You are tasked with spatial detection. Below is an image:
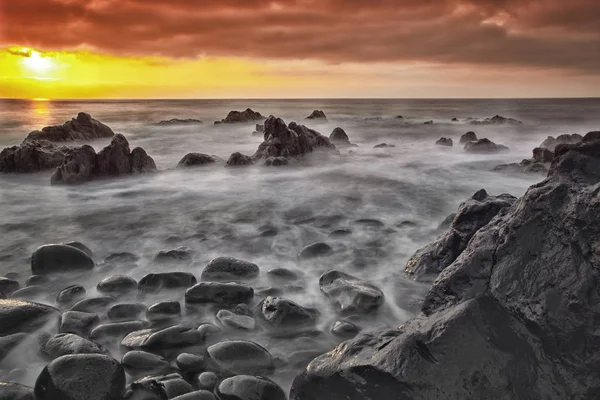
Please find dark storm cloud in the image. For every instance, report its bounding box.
[1,0,599,72]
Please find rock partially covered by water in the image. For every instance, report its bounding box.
[34,354,125,400]
[405,189,516,280]
[185,282,254,306]
[41,333,106,359]
[532,147,554,163]
[124,373,193,399]
[291,138,600,400]
[24,112,114,142]
[459,131,477,144]
[253,116,336,163]
[31,244,94,275]
[469,115,522,125]
[215,375,286,400]
[329,127,355,147]
[201,257,259,281]
[0,382,34,399]
[0,277,20,297]
[207,340,273,375]
[226,152,254,167]
[157,119,203,126]
[177,153,216,168]
[0,140,67,173]
[435,137,453,147]
[51,134,156,185]
[539,133,583,151]
[373,143,395,148]
[319,270,384,315]
[464,138,509,153]
[306,110,327,120]
[260,296,318,328]
[219,109,264,124]
[0,299,59,335]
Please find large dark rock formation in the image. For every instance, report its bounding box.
[459,131,477,144]
[0,140,68,173]
[329,127,356,147]
[177,153,216,168]
[218,108,264,124]
[469,115,522,125]
[253,116,336,162]
[405,189,516,281]
[464,138,509,153]
[51,134,156,184]
[435,137,453,147]
[0,299,60,336]
[24,112,114,142]
[539,133,583,151]
[306,110,327,120]
[290,138,600,400]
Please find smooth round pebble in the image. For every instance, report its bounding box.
[215,375,286,400]
[122,350,169,370]
[197,372,218,390]
[173,390,215,400]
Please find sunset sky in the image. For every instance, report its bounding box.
[0,0,599,99]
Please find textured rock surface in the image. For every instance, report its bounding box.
[290,138,600,400]
[405,189,516,280]
[177,153,216,168]
[226,152,254,167]
[219,109,264,124]
[0,140,67,173]
[435,137,453,147]
[469,115,522,125]
[319,270,384,314]
[539,133,583,151]
[306,110,327,120]
[201,257,259,281]
[215,375,286,400]
[0,299,60,335]
[459,131,477,144]
[464,138,509,153]
[329,127,355,147]
[24,112,114,142]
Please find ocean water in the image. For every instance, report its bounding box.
[0,98,599,391]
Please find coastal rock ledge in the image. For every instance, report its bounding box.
[290,138,600,399]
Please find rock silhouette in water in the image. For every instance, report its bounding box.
[218,108,264,124]
[0,140,68,173]
[226,152,254,166]
[539,133,583,151]
[51,134,156,184]
[177,153,216,168]
[435,137,453,147]
[459,131,477,144]
[464,138,509,153]
[24,112,114,142]
[290,137,600,400]
[329,127,356,147]
[306,110,327,120]
[469,115,523,125]
[156,119,202,126]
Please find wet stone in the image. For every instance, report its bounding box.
[70,296,115,313]
[25,275,49,286]
[297,242,334,259]
[124,373,193,400]
[122,350,169,371]
[173,390,215,400]
[185,282,254,306]
[331,320,360,338]
[59,311,99,337]
[215,375,286,400]
[206,340,273,375]
[31,244,95,275]
[216,310,255,330]
[154,248,193,264]
[146,301,181,322]
[201,257,259,282]
[107,303,147,322]
[41,333,106,359]
[0,277,19,297]
[104,252,139,265]
[138,272,197,294]
[89,320,150,343]
[96,275,137,294]
[266,268,298,282]
[175,352,205,373]
[56,285,86,306]
[11,285,49,301]
[197,372,218,390]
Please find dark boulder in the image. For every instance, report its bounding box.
[70,296,115,313]
[34,354,125,400]
[435,137,453,147]
[215,375,286,400]
[146,301,181,322]
[0,299,59,335]
[185,282,254,306]
[423,120,433,125]
[0,277,20,297]
[50,145,97,184]
[206,340,273,375]
[291,138,600,400]
[138,272,197,294]
[532,147,554,163]
[306,110,327,120]
[329,127,355,147]
[107,303,148,322]
[123,373,193,400]
[331,320,359,338]
[96,275,137,294]
[464,138,509,153]
[459,131,477,144]
[59,311,99,337]
[31,244,94,275]
[41,333,106,359]
[56,285,86,305]
[157,119,203,126]
[226,152,253,167]
[131,147,157,173]
[539,133,583,151]
[260,296,318,328]
[253,116,336,162]
[122,350,169,371]
[219,109,264,124]
[0,382,34,400]
[177,153,216,168]
[451,117,458,122]
[96,133,131,176]
[319,270,384,315]
[121,325,201,350]
[298,242,333,259]
[89,321,151,343]
[405,189,516,280]
[255,124,264,133]
[154,248,192,263]
[469,115,522,125]
[25,275,48,286]
[201,257,259,281]
[373,143,395,148]
[62,242,93,258]
[0,140,67,173]
[24,112,114,142]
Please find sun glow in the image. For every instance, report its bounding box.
[21,49,55,75]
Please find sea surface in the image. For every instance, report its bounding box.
[1,98,599,391]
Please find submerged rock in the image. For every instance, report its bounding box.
[58,311,99,337]
[406,189,516,280]
[253,116,336,163]
[122,350,169,371]
[373,143,395,148]
[260,296,318,328]
[24,112,114,142]
[464,138,509,153]
[177,153,216,168]
[226,152,254,167]
[201,257,259,281]
[469,115,523,125]
[138,272,197,294]
[539,133,582,151]
[124,373,193,400]
[107,303,147,322]
[306,110,327,120]
[0,299,59,335]
[217,309,255,330]
[207,340,273,375]
[0,382,34,400]
[34,354,125,400]
[0,140,68,173]
[219,109,264,124]
[459,131,477,144]
[319,270,384,314]
[329,127,355,147]
[185,282,254,305]
[435,137,453,147]
[298,242,333,259]
[51,134,156,185]
[31,244,94,275]
[56,285,86,306]
[157,118,203,126]
[96,275,137,294]
[291,138,600,400]
[215,375,286,400]
[0,277,20,297]
[41,333,106,359]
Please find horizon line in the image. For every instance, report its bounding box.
[1,96,599,101]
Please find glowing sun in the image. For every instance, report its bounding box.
[21,49,54,74]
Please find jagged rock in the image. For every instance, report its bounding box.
[260,296,318,328]
[405,189,516,280]
[264,156,288,166]
[253,116,336,162]
[329,127,355,147]
[469,115,522,125]
[226,152,253,167]
[51,134,156,185]
[34,354,125,400]
[177,153,216,168]
[435,137,453,147]
[493,160,549,175]
[319,270,384,315]
[532,147,554,163]
[0,299,59,335]
[24,112,114,142]
[201,257,259,281]
[464,138,509,153]
[291,138,600,400]
[157,119,203,126]
[459,131,477,144]
[0,140,67,173]
[215,375,286,400]
[206,340,273,375]
[306,110,327,120]
[539,133,583,151]
[219,109,264,124]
